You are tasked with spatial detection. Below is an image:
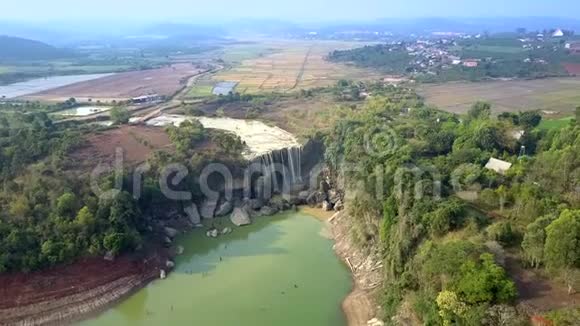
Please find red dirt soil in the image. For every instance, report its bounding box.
[0,254,159,310]
[505,253,580,314]
[24,64,204,101]
[70,125,174,169]
[563,63,580,75]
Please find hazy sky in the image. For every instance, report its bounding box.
[2,0,579,22]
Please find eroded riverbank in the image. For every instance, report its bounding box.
[0,209,380,326]
[81,211,351,326]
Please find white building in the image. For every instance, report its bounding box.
[552,29,564,37]
[485,158,512,175]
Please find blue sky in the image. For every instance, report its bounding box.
[1,0,580,21]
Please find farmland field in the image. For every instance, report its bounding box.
[22,63,205,102]
[418,77,580,115]
[537,116,574,130]
[213,40,382,93]
[70,125,174,170]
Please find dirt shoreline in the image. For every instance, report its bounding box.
[0,250,165,326]
[1,209,381,326]
[328,210,384,326]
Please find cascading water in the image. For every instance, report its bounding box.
[255,146,303,195]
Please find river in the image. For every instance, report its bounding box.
[0,73,112,99]
[82,211,351,326]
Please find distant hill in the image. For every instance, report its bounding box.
[0,36,73,61]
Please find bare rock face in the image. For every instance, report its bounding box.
[322,200,333,211]
[230,207,251,226]
[164,227,179,238]
[298,191,310,202]
[367,318,384,326]
[185,203,201,225]
[201,198,219,219]
[334,199,344,211]
[215,201,233,217]
[306,191,326,206]
[260,205,279,216]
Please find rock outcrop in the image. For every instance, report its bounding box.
[206,228,219,238]
[164,227,179,238]
[201,198,219,219]
[215,201,233,217]
[230,207,251,226]
[260,205,279,216]
[185,203,201,225]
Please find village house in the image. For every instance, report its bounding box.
[462,59,479,68]
[485,158,512,175]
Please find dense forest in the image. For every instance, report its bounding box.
[0,107,244,272]
[324,85,580,324]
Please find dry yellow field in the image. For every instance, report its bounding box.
[214,40,381,93]
[419,77,580,115]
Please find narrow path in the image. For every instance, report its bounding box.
[290,46,312,90]
[57,65,224,125]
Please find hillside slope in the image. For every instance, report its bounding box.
[0,36,72,60]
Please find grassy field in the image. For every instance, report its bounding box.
[468,45,526,54]
[538,116,574,130]
[419,77,580,115]
[213,40,382,94]
[187,84,214,98]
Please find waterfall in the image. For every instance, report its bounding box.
[253,146,303,196]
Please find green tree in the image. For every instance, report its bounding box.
[495,185,508,212]
[103,232,126,255]
[518,111,542,129]
[468,102,492,121]
[75,206,95,229]
[9,195,30,219]
[544,210,580,294]
[454,253,517,305]
[166,120,206,153]
[521,215,554,268]
[110,107,131,124]
[56,192,78,218]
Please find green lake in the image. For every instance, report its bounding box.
[82,211,352,326]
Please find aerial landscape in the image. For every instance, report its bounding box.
[0,1,580,325]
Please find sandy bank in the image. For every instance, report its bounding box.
[328,210,384,326]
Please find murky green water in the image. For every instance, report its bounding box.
[82,211,351,326]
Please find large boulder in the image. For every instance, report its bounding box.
[298,191,310,203]
[215,201,233,217]
[230,207,251,226]
[201,198,219,219]
[270,196,290,211]
[334,199,344,211]
[306,191,326,206]
[246,198,264,210]
[185,203,201,225]
[164,227,179,238]
[206,228,219,238]
[260,205,279,216]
